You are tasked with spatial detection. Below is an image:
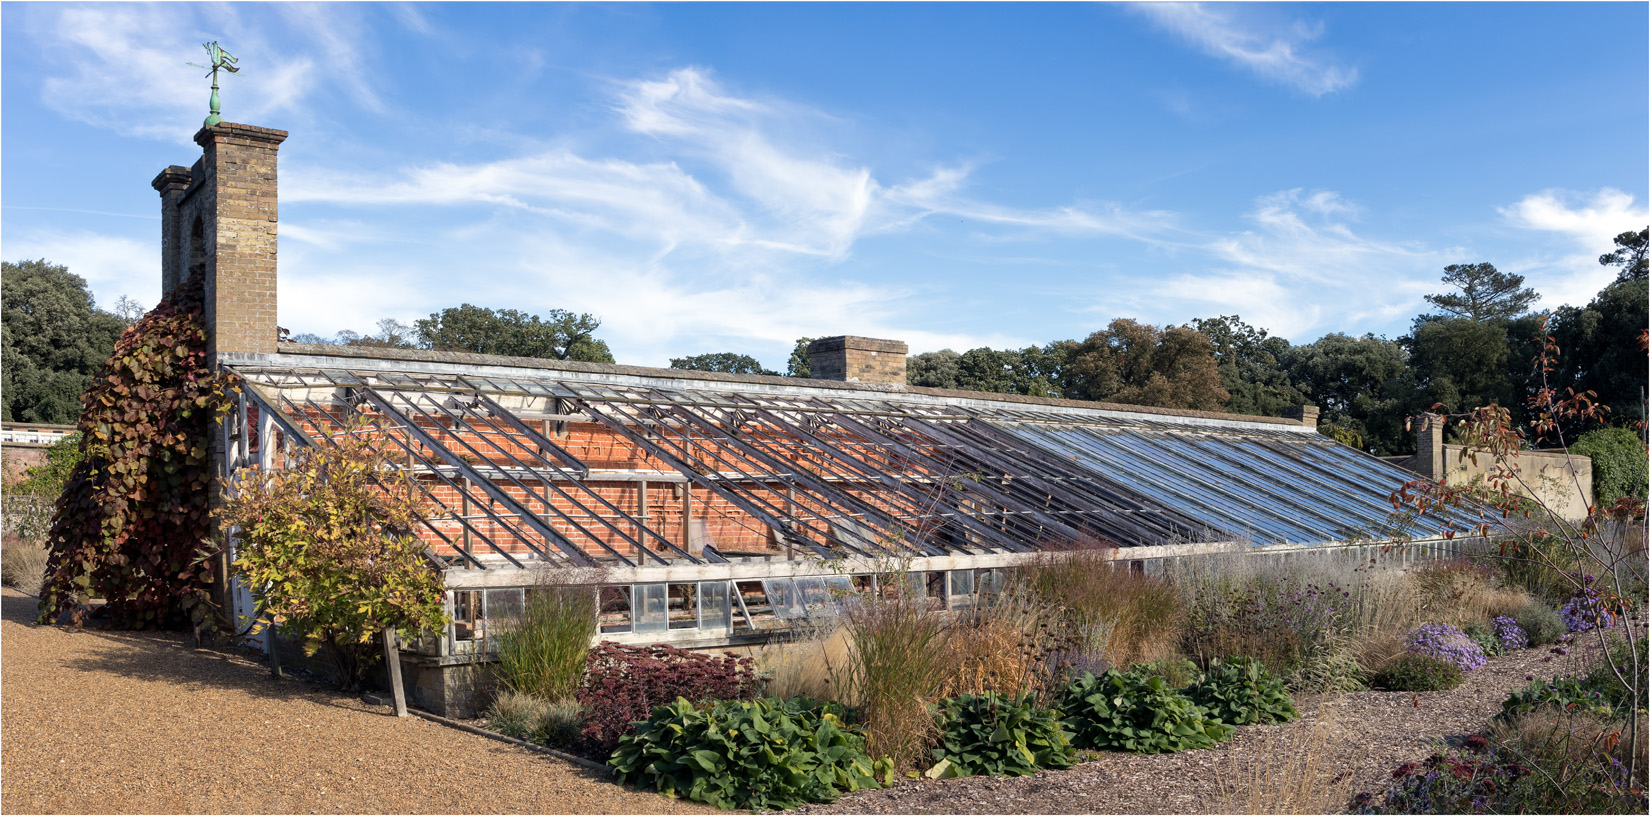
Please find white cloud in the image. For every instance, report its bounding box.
[1132,3,1358,96]
[4,229,159,312]
[1500,187,1649,308]
[1122,189,1458,339]
[273,67,1176,362]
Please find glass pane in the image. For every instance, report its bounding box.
[634,583,668,633]
[699,581,731,631]
[763,579,806,619]
[487,588,525,623]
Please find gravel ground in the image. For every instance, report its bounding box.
[795,639,1599,815]
[0,588,709,815]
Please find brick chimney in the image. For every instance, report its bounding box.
[1282,404,1320,428]
[1415,413,1446,479]
[807,336,908,386]
[152,122,287,360]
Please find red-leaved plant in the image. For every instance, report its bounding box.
[577,642,761,753]
[37,274,237,630]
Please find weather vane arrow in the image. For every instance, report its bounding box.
[187,41,240,128]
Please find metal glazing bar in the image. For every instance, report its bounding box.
[356,386,596,566]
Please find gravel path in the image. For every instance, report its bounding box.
[795,641,1593,815]
[0,588,708,815]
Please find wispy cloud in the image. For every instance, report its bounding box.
[278,67,1178,361]
[1118,189,1457,339]
[1500,187,1649,308]
[1132,3,1357,97]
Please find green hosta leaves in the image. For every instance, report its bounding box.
[610,697,893,811]
[1186,657,1299,726]
[1059,668,1235,754]
[932,691,1076,778]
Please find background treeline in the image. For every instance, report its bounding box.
[3,229,1643,457]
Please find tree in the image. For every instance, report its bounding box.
[221,419,449,689]
[1404,316,1529,416]
[343,318,416,349]
[414,304,614,363]
[669,352,777,376]
[1189,315,1305,417]
[1546,275,1649,430]
[1283,333,1414,454]
[1064,319,1229,410]
[907,349,962,389]
[1,260,127,424]
[1598,227,1647,282]
[1422,263,1539,322]
[786,337,815,378]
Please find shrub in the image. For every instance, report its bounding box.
[942,588,1052,698]
[486,690,584,747]
[1584,635,1648,712]
[1059,668,1234,753]
[1041,649,1111,683]
[1181,573,1358,691]
[931,691,1076,778]
[1492,615,1528,652]
[223,418,449,690]
[1187,657,1299,726]
[1571,426,1649,506]
[609,697,892,810]
[1015,548,1183,669]
[1514,601,1565,646]
[1373,654,1464,692]
[1132,658,1201,689]
[1412,559,1530,626]
[1484,536,1581,603]
[578,642,761,753]
[39,273,235,630]
[840,581,953,769]
[1499,675,1615,722]
[494,578,597,702]
[1403,623,1486,672]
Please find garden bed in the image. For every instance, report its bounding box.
[790,644,1585,814]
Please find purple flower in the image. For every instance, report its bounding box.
[1405,623,1488,671]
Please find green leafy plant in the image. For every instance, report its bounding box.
[1462,620,1507,656]
[1372,654,1464,692]
[930,691,1076,778]
[1132,657,1202,689]
[1571,426,1649,505]
[38,274,236,630]
[221,416,449,689]
[609,697,893,811]
[1499,674,1616,722]
[1187,657,1299,726]
[494,577,597,701]
[1059,668,1234,753]
[1514,600,1566,646]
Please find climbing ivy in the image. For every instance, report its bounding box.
[37,274,236,629]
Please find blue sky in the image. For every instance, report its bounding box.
[3,2,1646,368]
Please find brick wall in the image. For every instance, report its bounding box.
[807,336,908,385]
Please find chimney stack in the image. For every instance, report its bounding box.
[1282,404,1320,428]
[1415,413,1446,479]
[152,122,287,360]
[806,336,908,386]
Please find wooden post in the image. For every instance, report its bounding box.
[637,480,649,562]
[268,622,283,678]
[383,628,408,717]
